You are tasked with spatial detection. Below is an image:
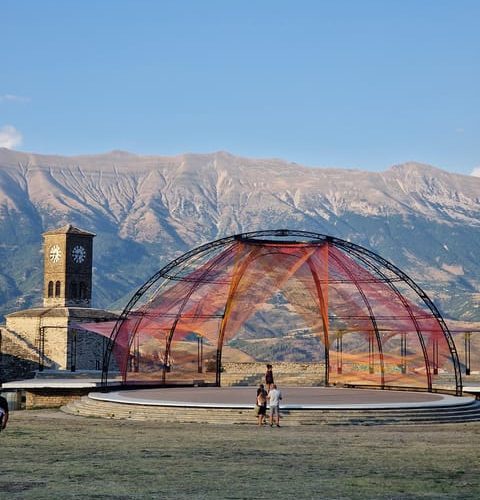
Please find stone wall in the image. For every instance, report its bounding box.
[221,361,327,386]
[1,318,111,379]
[6,315,43,346]
[0,327,40,363]
[223,361,325,375]
[5,314,67,369]
[25,388,91,409]
[0,353,38,383]
[4,307,117,373]
[70,328,108,371]
[0,327,46,382]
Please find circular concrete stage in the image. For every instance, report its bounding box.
[62,387,480,424]
[89,386,468,410]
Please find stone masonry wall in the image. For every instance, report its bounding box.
[72,329,108,371]
[5,315,67,369]
[5,316,41,346]
[2,316,112,375]
[221,361,327,386]
[0,327,44,382]
[223,361,325,375]
[25,388,90,409]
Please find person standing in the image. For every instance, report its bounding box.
[265,364,274,391]
[267,384,282,427]
[256,384,267,426]
[0,393,9,432]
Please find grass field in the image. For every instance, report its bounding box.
[1,410,480,499]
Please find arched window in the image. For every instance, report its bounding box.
[70,282,78,300]
[79,282,87,299]
[55,281,61,297]
[47,281,54,298]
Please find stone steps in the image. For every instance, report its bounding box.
[62,395,480,426]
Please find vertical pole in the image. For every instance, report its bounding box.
[101,336,106,372]
[400,332,407,374]
[133,334,140,372]
[215,348,221,386]
[465,332,471,376]
[162,334,167,384]
[368,331,374,374]
[336,332,343,374]
[433,339,439,375]
[197,337,203,373]
[70,330,77,372]
[38,326,45,372]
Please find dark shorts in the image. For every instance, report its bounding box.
[258,405,266,416]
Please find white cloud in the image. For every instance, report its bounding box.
[0,94,30,103]
[471,167,480,177]
[0,125,23,149]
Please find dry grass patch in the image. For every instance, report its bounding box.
[1,410,480,499]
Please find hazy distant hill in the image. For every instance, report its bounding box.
[0,148,479,323]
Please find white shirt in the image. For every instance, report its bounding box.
[268,388,282,407]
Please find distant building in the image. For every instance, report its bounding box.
[0,224,117,382]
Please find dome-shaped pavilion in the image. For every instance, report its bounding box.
[101,230,462,394]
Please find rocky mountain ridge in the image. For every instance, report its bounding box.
[0,148,479,322]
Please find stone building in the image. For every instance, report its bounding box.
[0,224,117,383]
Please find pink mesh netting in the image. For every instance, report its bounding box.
[80,237,458,390]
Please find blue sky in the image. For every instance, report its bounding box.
[1,0,479,175]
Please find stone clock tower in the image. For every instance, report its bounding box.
[43,225,95,307]
[2,223,118,375]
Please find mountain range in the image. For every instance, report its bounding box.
[0,148,479,324]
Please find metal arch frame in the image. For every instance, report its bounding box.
[335,245,433,391]
[215,245,264,386]
[101,229,462,395]
[324,236,462,395]
[328,249,386,387]
[161,242,244,385]
[306,259,331,385]
[121,239,242,384]
[102,230,326,386]
[101,235,239,386]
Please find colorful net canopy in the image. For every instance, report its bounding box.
[89,231,461,392]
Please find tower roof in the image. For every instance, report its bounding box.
[42,224,96,237]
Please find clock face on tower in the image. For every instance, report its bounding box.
[49,244,62,263]
[72,245,87,264]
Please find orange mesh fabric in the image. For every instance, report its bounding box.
[83,238,457,389]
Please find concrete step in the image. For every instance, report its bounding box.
[61,396,480,426]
